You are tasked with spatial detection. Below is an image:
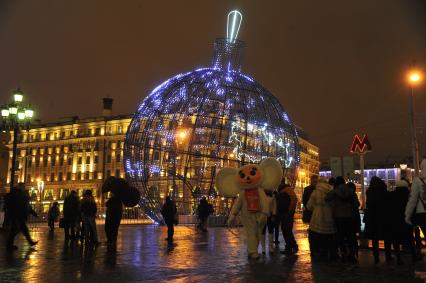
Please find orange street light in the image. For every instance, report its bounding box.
[178,130,187,139]
[408,70,422,86]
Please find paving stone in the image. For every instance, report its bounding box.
[0,222,425,282]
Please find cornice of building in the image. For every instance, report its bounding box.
[29,114,132,130]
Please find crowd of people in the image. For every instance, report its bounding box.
[2,159,426,266]
[3,185,124,251]
[300,159,426,264]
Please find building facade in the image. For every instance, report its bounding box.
[4,104,319,214]
[294,128,320,203]
[5,112,131,212]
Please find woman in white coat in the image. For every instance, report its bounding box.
[307,179,337,260]
[405,159,426,240]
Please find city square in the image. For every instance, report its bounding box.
[1,223,426,282]
[1,1,426,282]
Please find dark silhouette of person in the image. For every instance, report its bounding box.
[365,176,387,263]
[196,197,214,232]
[5,183,38,251]
[302,175,319,254]
[63,190,80,240]
[80,190,99,245]
[276,182,298,255]
[161,196,177,242]
[325,177,359,263]
[48,201,60,231]
[105,192,123,245]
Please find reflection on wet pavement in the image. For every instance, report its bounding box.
[0,221,425,282]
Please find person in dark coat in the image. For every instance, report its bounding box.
[80,190,98,245]
[47,202,60,231]
[385,180,418,264]
[325,177,360,263]
[365,176,387,263]
[347,182,361,258]
[302,175,319,254]
[63,190,80,240]
[105,192,123,245]
[196,197,214,232]
[161,196,177,242]
[276,182,298,255]
[5,184,38,251]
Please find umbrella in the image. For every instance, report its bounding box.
[102,176,140,207]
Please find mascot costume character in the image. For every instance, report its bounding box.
[215,158,283,259]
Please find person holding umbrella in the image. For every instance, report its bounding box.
[102,177,140,246]
[105,191,123,246]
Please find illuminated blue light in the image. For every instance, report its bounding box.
[124,11,299,223]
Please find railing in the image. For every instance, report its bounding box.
[24,207,152,225]
[23,210,247,227]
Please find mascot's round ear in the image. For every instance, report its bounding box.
[259,158,283,191]
[215,167,240,197]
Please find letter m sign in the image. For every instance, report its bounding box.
[350,134,372,154]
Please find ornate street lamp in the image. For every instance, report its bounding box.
[1,88,34,190]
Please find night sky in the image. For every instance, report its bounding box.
[0,0,425,166]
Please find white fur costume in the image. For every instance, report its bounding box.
[215,158,283,259]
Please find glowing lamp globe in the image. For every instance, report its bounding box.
[124,11,300,222]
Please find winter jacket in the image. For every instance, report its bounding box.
[5,189,36,222]
[197,200,214,219]
[302,185,315,223]
[326,184,360,219]
[48,206,60,221]
[364,176,387,240]
[283,187,298,213]
[275,190,291,216]
[307,181,336,234]
[106,196,123,223]
[405,160,426,223]
[63,194,80,222]
[161,200,177,225]
[81,196,97,217]
[386,184,411,242]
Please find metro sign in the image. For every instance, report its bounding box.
[350,134,372,154]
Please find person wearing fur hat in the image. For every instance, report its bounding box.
[307,179,337,260]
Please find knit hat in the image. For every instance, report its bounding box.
[395,180,408,188]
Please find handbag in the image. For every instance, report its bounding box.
[59,218,66,228]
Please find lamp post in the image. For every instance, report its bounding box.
[0,88,34,190]
[407,66,422,177]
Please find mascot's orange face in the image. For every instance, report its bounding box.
[237,164,263,188]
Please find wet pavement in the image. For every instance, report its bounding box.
[1,221,426,282]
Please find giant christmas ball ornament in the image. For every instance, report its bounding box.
[124,12,299,223]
